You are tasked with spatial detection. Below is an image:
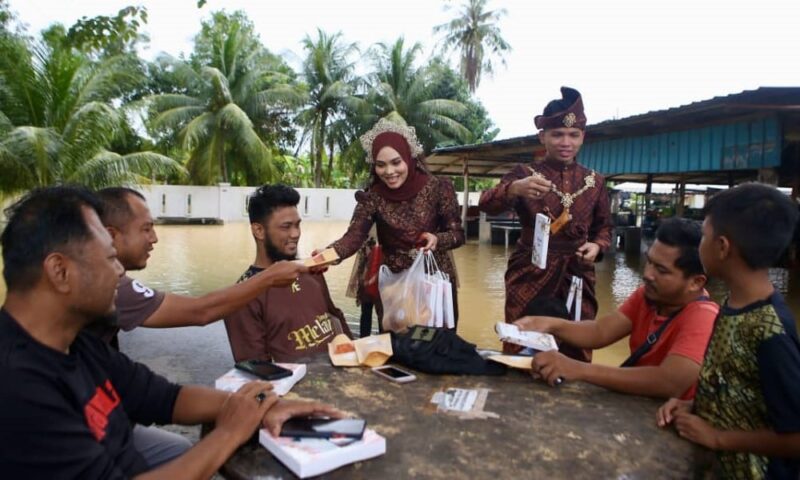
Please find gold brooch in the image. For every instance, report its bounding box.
[562,112,577,128]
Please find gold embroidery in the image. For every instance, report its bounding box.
[287,314,334,350]
[528,167,596,209]
[527,167,596,233]
[563,112,577,128]
[290,279,301,293]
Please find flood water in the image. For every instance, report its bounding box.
[1,221,798,367]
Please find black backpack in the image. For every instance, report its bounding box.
[390,326,506,376]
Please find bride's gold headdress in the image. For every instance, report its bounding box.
[359,118,424,164]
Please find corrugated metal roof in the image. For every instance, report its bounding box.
[426,87,800,181]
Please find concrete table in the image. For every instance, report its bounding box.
[218,359,698,479]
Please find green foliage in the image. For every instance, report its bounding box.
[0,0,16,34]
[0,25,183,195]
[1,6,504,193]
[452,175,497,191]
[367,38,471,152]
[66,6,149,58]
[427,57,498,145]
[434,0,511,93]
[145,11,301,185]
[296,29,360,187]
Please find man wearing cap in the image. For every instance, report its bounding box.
[479,87,612,361]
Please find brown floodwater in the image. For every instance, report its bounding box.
[1,221,798,366]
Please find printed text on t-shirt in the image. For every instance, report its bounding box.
[288,314,334,350]
[83,379,121,441]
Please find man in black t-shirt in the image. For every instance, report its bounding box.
[0,187,341,479]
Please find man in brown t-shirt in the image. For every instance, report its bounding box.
[224,184,352,362]
[92,187,310,350]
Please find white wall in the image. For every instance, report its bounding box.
[137,184,482,223]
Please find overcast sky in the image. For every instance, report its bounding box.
[9,0,800,140]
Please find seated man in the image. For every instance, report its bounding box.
[89,187,312,467]
[515,218,719,399]
[90,187,308,349]
[0,186,339,478]
[225,184,352,362]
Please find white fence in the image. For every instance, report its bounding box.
[137,184,482,223]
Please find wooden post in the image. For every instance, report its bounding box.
[461,158,470,229]
[676,179,686,217]
[757,168,779,186]
[645,174,653,211]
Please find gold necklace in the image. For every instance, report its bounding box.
[528,167,597,234]
[528,167,597,209]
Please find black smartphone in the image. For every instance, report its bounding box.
[234,360,293,381]
[279,417,367,440]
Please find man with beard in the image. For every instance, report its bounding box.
[92,187,309,349]
[224,184,352,362]
[514,218,719,399]
[0,186,341,478]
[90,187,312,467]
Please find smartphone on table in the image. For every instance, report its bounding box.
[371,365,416,383]
[279,417,367,439]
[234,360,293,381]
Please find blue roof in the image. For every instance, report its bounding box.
[428,87,800,181]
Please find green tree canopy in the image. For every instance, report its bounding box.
[145,11,301,185]
[66,6,149,59]
[296,29,360,187]
[434,0,511,93]
[368,38,471,151]
[0,25,182,194]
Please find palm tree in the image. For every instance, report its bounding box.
[0,28,182,195]
[296,29,359,187]
[368,38,471,151]
[433,0,511,93]
[146,18,300,185]
[146,61,272,185]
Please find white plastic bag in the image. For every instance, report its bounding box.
[378,250,456,331]
[425,252,454,328]
[378,251,428,331]
[441,275,455,329]
[423,252,444,327]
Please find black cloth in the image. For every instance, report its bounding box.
[359,302,376,338]
[0,309,182,479]
[390,326,506,376]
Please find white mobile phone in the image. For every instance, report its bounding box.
[371,365,416,383]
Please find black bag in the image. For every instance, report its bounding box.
[390,326,506,376]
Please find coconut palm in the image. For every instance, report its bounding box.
[146,61,271,185]
[0,28,182,195]
[320,38,473,183]
[296,29,360,187]
[368,38,471,151]
[433,0,511,93]
[146,16,300,185]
